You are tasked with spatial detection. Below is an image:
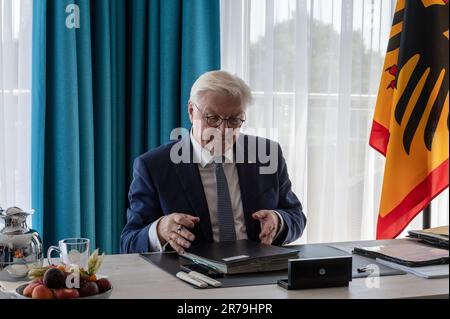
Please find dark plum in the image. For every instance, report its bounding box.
[78,281,99,297]
[43,268,66,289]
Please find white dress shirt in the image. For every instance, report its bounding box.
[148,132,285,252]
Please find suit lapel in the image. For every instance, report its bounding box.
[235,135,261,241]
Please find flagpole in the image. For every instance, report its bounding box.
[423,204,431,229]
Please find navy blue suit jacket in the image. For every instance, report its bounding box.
[120,134,306,253]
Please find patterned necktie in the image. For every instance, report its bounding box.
[214,162,237,241]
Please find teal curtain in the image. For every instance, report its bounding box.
[32,0,220,254]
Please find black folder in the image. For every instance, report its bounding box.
[180,239,299,274]
[408,226,449,249]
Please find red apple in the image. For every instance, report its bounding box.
[54,288,80,299]
[96,278,112,293]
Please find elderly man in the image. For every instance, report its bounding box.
[120,71,306,254]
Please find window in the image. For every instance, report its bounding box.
[221,0,449,243]
[0,0,32,216]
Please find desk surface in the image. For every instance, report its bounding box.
[1,240,449,299]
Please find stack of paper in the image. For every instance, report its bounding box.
[376,258,449,279]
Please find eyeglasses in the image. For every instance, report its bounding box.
[192,103,246,128]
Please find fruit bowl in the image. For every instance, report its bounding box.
[14,249,113,299]
[14,276,113,299]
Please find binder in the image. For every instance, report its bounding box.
[180,239,299,274]
[408,226,449,249]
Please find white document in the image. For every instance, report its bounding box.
[376,258,449,279]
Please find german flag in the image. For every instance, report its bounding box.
[370,0,449,239]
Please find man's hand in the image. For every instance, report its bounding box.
[157,213,200,254]
[252,210,280,245]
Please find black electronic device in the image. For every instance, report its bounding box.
[277,256,352,290]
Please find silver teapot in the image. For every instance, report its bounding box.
[0,206,43,281]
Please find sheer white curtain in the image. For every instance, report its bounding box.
[221,0,448,244]
[0,0,32,215]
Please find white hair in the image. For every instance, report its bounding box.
[190,70,253,109]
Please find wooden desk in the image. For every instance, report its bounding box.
[1,240,448,299]
[101,254,448,299]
